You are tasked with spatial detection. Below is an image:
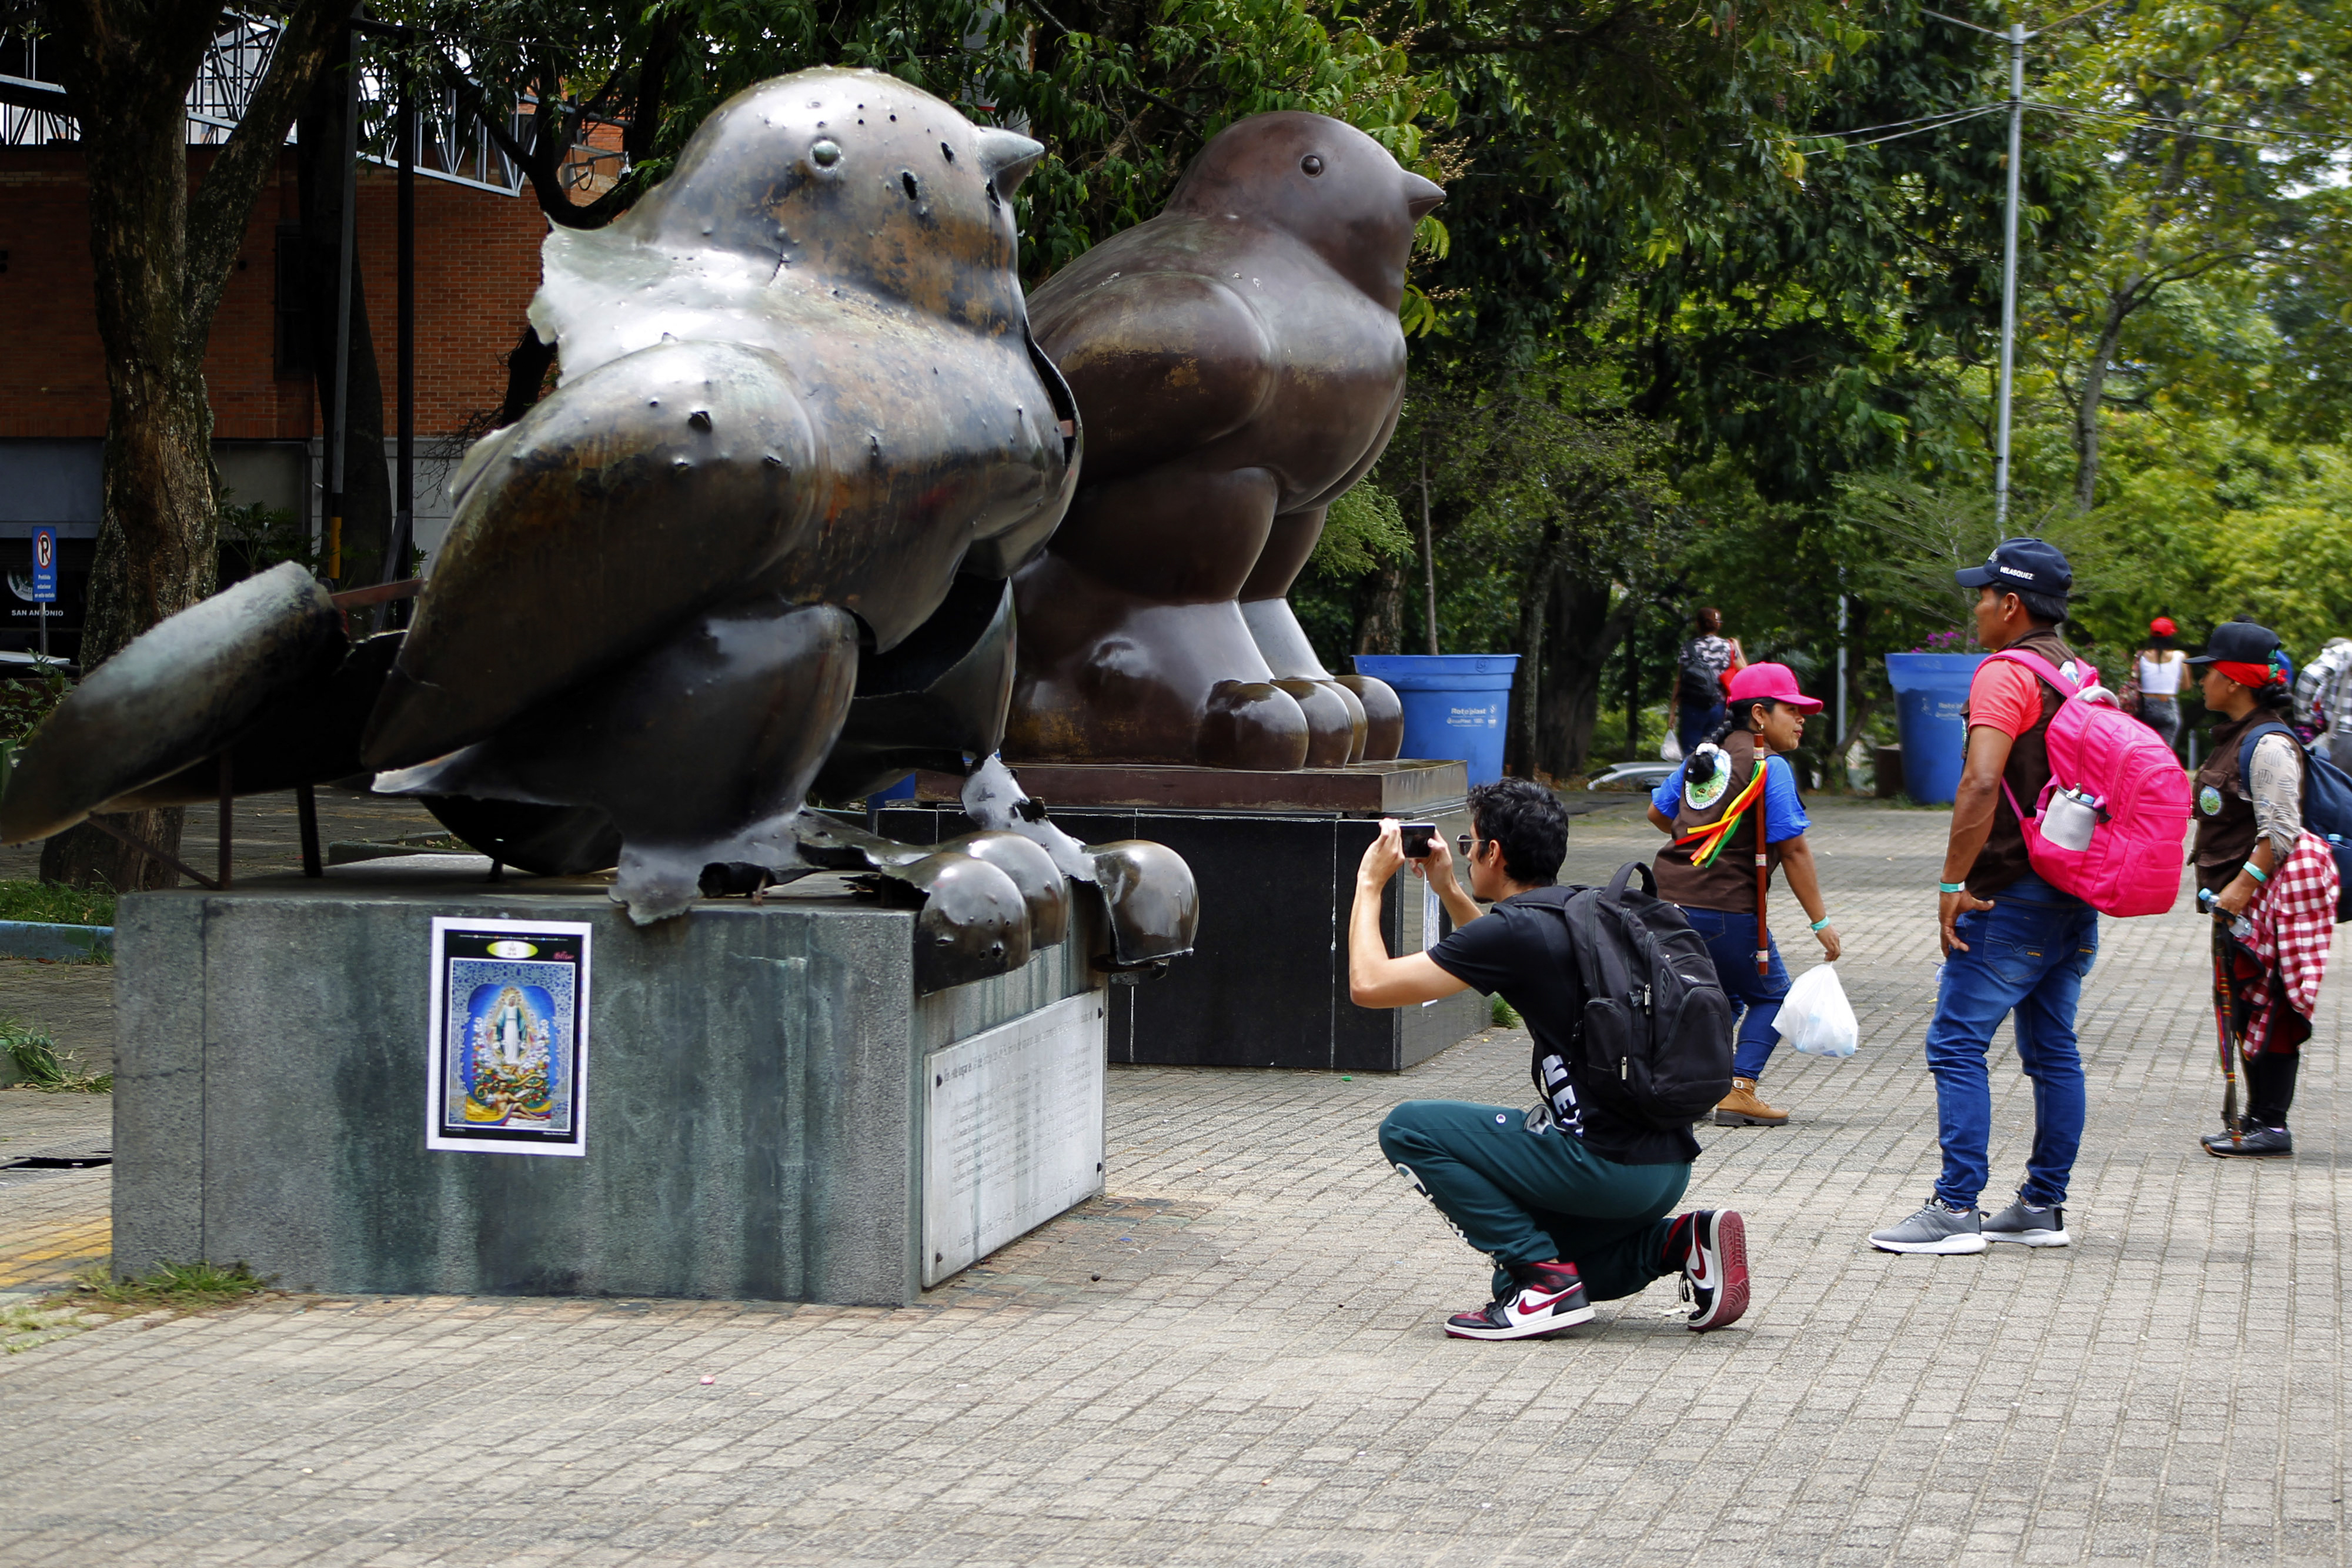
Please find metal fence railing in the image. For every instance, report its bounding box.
[0,16,613,202]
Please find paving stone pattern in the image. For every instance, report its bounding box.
[0,1089,112,1289]
[0,797,2343,1565]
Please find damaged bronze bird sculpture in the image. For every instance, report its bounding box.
[1007,111,1443,770]
[0,68,1194,989]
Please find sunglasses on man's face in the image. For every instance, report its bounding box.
[1456,834,1480,860]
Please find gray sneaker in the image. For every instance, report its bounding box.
[1982,1198,2070,1247]
[1869,1201,1986,1255]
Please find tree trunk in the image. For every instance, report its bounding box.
[496,322,560,429]
[2072,294,2129,513]
[37,0,340,889]
[299,35,392,586]
[1622,608,1642,761]
[1506,523,1565,780]
[2074,141,2181,513]
[1536,569,1636,778]
[1355,557,1404,656]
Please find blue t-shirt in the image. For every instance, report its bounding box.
[1652,751,1810,844]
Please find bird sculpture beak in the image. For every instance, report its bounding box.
[1404,173,1446,222]
[975,128,1046,196]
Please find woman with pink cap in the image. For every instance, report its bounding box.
[1646,662,1841,1126]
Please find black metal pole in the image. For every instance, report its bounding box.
[326,24,360,584]
[383,45,415,621]
[296,783,323,878]
[216,753,233,892]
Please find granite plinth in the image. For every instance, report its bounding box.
[917,758,1470,815]
[874,788,1484,1072]
[112,858,1105,1303]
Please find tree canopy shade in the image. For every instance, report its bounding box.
[25,0,2352,840]
[2028,0,2352,509]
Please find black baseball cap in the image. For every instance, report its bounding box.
[2184,617,2283,667]
[1955,537,2073,597]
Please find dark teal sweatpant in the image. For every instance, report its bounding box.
[1378,1100,1690,1302]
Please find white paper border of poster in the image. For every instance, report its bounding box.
[424,916,594,1157]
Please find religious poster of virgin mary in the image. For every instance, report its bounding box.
[425,917,593,1156]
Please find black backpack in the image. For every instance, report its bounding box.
[1551,862,1735,1128]
[1676,640,1720,707]
[2237,723,2352,921]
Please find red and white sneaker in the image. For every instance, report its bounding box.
[1671,1209,1749,1331]
[1443,1260,1595,1340]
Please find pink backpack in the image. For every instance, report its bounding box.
[1986,647,2190,917]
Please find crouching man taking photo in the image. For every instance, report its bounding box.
[1351,778,1749,1340]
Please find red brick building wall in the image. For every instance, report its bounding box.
[0,145,547,441]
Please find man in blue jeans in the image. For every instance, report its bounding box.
[1870,538,2096,1255]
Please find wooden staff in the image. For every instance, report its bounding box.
[2213,917,2242,1146]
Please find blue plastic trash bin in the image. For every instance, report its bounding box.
[1351,654,1520,785]
[1882,653,1986,805]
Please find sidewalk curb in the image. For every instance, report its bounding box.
[0,921,112,963]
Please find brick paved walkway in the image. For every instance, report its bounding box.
[0,797,2343,1565]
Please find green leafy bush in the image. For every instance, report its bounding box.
[0,660,72,746]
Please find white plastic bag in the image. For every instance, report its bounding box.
[1775,962,1858,1058]
[1659,731,1683,763]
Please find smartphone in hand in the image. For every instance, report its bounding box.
[1398,822,1437,859]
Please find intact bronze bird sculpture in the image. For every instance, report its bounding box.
[0,69,1195,985]
[1006,112,1442,770]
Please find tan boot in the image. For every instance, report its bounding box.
[1714,1077,1789,1126]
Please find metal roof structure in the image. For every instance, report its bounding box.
[0,15,558,199]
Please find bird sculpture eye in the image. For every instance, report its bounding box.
[809,138,843,169]
[1300,155,1324,176]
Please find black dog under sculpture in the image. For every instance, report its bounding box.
[1006,111,1442,770]
[0,70,1194,987]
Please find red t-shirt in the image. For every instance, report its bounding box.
[1967,658,2044,738]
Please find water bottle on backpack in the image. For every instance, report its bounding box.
[1982,647,2191,918]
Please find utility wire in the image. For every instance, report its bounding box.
[1919,2,2114,39]
[1838,105,2009,147]
[2029,99,2333,149]
[1793,105,2006,139]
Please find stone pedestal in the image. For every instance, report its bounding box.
[112,857,1107,1304]
[881,759,1485,1072]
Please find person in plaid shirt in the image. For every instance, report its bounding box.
[2190,619,2336,1157]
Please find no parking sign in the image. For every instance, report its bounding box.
[30,527,55,603]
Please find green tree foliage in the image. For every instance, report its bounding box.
[386,0,1451,282]
[2031,0,2352,510]
[1311,483,1414,578]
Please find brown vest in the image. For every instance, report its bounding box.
[2194,710,2296,895]
[1963,626,2074,897]
[1653,731,1784,914]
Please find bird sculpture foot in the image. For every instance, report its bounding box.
[1331,674,1405,760]
[1005,569,1379,769]
[790,814,1065,992]
[960,754,1198,972]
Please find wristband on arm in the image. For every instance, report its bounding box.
[2243,861,2269,884]
[1938,881,1966,895]
[1810,916,1832,932]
